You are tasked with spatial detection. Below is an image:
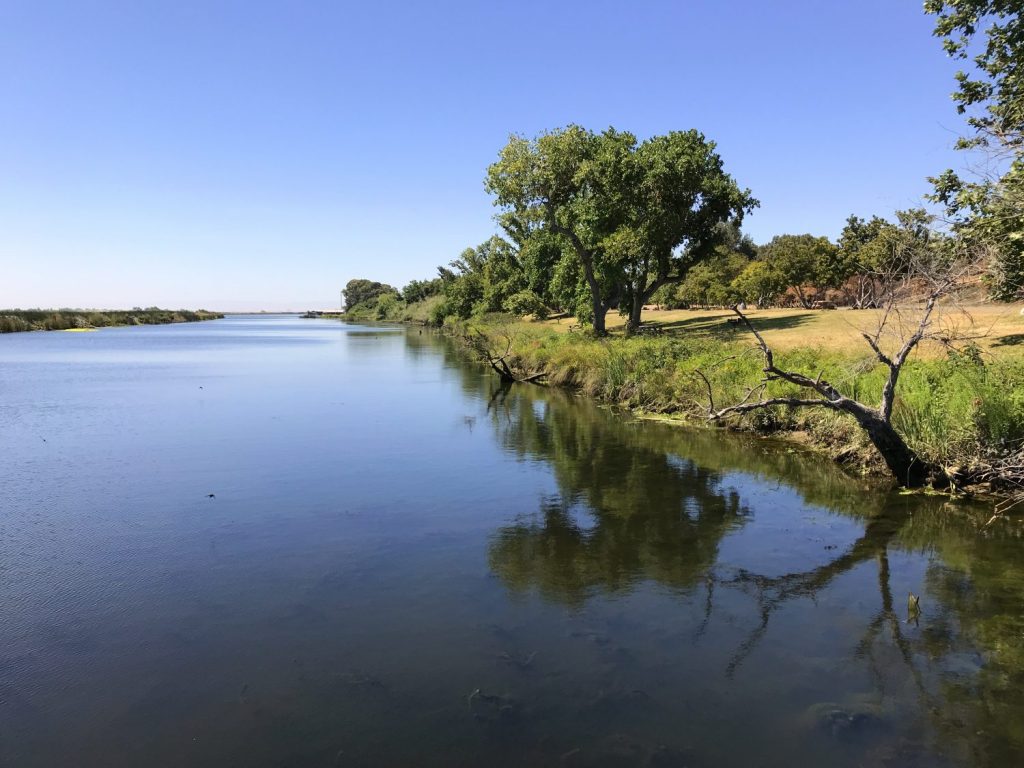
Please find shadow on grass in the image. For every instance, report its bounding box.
[992,333,1024,347]
[654,311,816,339]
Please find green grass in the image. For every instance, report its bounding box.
[464,320,1024,477]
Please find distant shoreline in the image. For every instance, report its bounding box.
[0,309,224,333]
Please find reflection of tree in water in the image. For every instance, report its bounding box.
[485,383,748,605]
[896,509,1024,765]
[426,330,1024,765]
[710,495,1024,766]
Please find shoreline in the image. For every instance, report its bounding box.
[437,318,1022,503]
[0,309,224,334]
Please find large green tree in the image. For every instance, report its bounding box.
[485,126,756,334]
[926,0,1024,299]
[757,234,838,307]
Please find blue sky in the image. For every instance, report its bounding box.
[1,1,966,311]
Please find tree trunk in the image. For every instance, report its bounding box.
[846,406,930,487]
[794,284,810,309]
[626,292,644,334]
[591,296,607,335]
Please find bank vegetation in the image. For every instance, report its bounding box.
[0,308,223,333]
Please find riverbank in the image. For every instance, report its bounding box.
[0,308,224,333]
[341,294,443,325]
[439,311,1024,497]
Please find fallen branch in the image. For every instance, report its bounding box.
[463,327,546,385]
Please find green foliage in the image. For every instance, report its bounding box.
[674,251,750,307]
[932,165,1024,299]
[374,292,401,320]
[343,279,399,312]
[485,125,757,331]
[836,214,893,280]
[925,0,1023,151]
[0,309,222,333]
[926,1,1024,299]
[757,234,839,307]
[730,260,789,307]
[503,290,548,318]
[435,236,529,319]
[401,278,443,304]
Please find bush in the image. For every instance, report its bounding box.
[503,290,548,319]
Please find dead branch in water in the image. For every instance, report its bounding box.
[463,326,546,385]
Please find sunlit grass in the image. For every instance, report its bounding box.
[540,303,1024,358]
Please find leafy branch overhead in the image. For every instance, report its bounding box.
[926,0,1024,300]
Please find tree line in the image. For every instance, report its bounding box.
[0,308,223,333]
[345,197,970,331]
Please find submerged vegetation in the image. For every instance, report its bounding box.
[0,308,223,333]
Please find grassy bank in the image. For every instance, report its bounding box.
[454,307,1024,489]
[0,308,224,333]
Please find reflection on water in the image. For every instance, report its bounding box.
[0,317,1022,767]
[486,384,748,605]
[479,379,1024,767]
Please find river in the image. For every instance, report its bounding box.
[1,315,1021,767]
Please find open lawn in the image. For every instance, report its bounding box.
[542,303,1024,357]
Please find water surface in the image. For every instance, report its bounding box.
[1,316,1022,767]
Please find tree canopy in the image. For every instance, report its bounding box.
[343,279,399,312]
[926,0,1024,299]
[485,125,757,333]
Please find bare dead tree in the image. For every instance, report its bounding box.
[700,248,981,488]
[462,326,546,385]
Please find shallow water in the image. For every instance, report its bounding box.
[1,316,1022,767]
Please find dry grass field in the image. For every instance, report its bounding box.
[542,303,1024,357]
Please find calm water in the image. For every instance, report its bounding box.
[1,316,1022,767]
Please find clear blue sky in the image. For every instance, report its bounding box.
[1,1,966,311]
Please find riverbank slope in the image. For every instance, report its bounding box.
[443,305,1024,495]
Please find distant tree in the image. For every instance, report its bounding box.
[676,252,749,308]
[757,234,838,307]
[343,279,399,312]
[834,210,947,308]
[401,278,443,304]
[714,219,759,259]
[730,260,788,307]
[837,215,891,307]
[486,125,757,334]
